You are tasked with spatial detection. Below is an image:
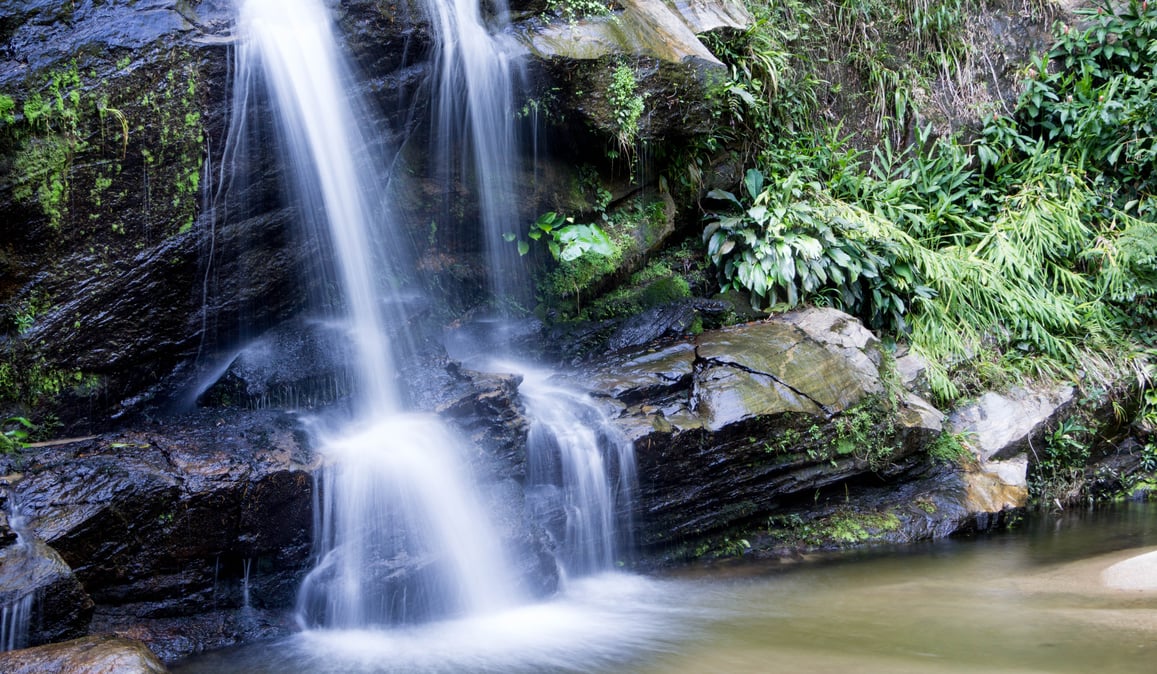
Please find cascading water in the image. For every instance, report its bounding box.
[423,0,527,303]
[519,369,637,578]
[423,0,640,578]
[0,493,32,653]
[234,0,516,628]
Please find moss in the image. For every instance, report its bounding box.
[12,135,71,229]
[770,509,902,547]
[0,358,95,408]
[0,95,15,125]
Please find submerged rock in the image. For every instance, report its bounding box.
[0,634,167,674]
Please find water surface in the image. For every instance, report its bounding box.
[176,502,1157,673]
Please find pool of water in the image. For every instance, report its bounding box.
[175,502,1157,673]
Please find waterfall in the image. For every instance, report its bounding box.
[0,594,32,652]
[235,0,517,628]
[0,490,33,652]
[520,368,637,578]
[423,0,640,578]
[422,0,527,303]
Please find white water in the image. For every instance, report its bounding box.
[518,367,637,577]
[236,0,516,628]
[0,489,33,652]
[422,0,640,579]
[422,0,526,302]
[0,594,32,652]
[238,0,396,414]
[297,417,515,627]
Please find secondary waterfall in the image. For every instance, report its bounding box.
[423,0,527,303]
[424,0,639,578]
[235,0,516,628]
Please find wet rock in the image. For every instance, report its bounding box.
[0,634,167,674]
[571,308,945,555]
[605,299,723,353]
[0,538,93,648]
[6,409,315,657]
[194,319,356,410]
[438,367,532,481]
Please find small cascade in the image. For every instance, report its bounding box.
[297,417,514,627]
[518,368,637,578]
[0,594,32,652]
[0,487,33,652]
[418,0,642,581]
[234,0,518,629]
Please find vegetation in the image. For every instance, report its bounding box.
[927,430,973,465]
[693,0,1157,404]
[1029,417,1093,503]
[607,64,645,153]
[545,0,613,22]
[831,399,900,472]
[769,509,902,546]
[0,417,33,454]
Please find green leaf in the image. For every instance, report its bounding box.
[744,168,765,202]
[517,239,530,256]
[706,189,743,209]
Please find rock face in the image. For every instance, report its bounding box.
[0,368,559,660]
[546,307,1062,562]
[568,308,946,556]
[948,383,1076,505]
[1,410,315,659]
[0,634,167,674]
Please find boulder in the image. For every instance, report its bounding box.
[948,385,1076,462]
[516,0,752,65]
[0,634,166,674]
[1,410,315,659]
[945,382,1075,510]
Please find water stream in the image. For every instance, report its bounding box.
[422,0,527,302]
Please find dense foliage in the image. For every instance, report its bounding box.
[699,0,1157,401]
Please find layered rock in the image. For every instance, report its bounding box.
[552,307,1065,561]
[0,410,314,659]
[563,308,941,555]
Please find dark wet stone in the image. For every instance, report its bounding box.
[11,410,316,628]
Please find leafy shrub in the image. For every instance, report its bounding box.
[703,167,931,331]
